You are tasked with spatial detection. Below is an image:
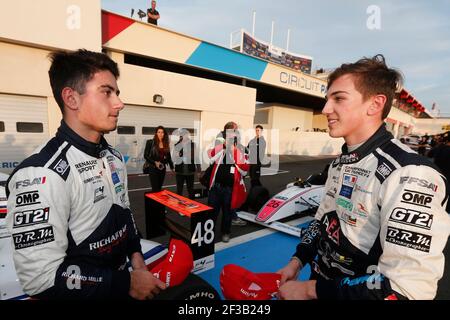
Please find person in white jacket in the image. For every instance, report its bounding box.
[277,54,450,300]
[6,49,165,300]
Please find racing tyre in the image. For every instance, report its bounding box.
[154,273,221,300]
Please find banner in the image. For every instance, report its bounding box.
[242,31,313,74]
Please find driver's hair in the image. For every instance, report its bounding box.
[327,54,403,120]
[48,49,120,114]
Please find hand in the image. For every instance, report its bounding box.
[130,252,146,271]
[277,258,302,285]
[277,280,317,300]
[129,269,166,300]
[155,161,164,170]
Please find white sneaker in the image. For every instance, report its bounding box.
[222,234,230,243]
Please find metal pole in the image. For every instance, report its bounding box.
[252,11,256,37]
[286,29,291,51]
[270,21,275,45]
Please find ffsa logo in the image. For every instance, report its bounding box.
[16,177,46,189]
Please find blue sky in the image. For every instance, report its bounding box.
[102,0,450,116]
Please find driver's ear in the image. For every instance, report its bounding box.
[368,94,386,117]
[61,87,79,111]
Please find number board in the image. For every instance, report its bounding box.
[191,211,215,274]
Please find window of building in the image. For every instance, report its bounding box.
[16,122,44,133]
[117,126,135,135]
[0,121,4,132]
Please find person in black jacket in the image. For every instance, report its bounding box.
[144,125,174,192]
[247,124,266,187]
[173,128,201,199]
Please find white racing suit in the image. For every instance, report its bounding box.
[294,125,450,299]
[5,121,141,299]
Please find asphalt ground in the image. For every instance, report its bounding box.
[126,155,450,300]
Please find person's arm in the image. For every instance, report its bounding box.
[260,137,267,159]
[6,167,131,299]
[6,166,160,300]
[233,145,249,173]
[315,165,450,300]
[166,148,174,171]
[148,10,160,20]
[193,142,202,172]
[144,140,155,166]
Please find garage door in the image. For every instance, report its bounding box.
[0,94,49,174]
[104,105,201,174]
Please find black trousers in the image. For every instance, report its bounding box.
[149,168,166,192]
[145,168,166,239]
[249,164,262,187]
[176,174,195,199]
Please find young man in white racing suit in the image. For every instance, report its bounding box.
[277,55,450,300]
[5,49,165,300]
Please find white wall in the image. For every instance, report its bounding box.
[412,118,450,135]
[268,131,344,156]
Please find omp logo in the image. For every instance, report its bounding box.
[16,177,46,189]
[389,207,433,230]
[376,163,392,179]
[16,190,40,207]
[187,292,216,300]
[401,189,433,208]
[13,207,49,228]
[53,159,69,175]
[386,226,431,252]
[400,177,438,192]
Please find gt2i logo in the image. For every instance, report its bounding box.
[13,226,55,250]
[399,177,438,192]
[13,207,50,228]
[15,177,46,189]
[16,190,40,207]
[389,207,433,230]
[401,189,433,208]
[385,226,431,253]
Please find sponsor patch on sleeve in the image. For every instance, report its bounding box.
[389,207,433,230]
[13,207,50,228]
[12,226,55,250]
[385,226,431,252]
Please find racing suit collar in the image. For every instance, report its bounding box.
[56,120,109,158]
[338,124,393,164]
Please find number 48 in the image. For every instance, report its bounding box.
[191,219,214,247]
